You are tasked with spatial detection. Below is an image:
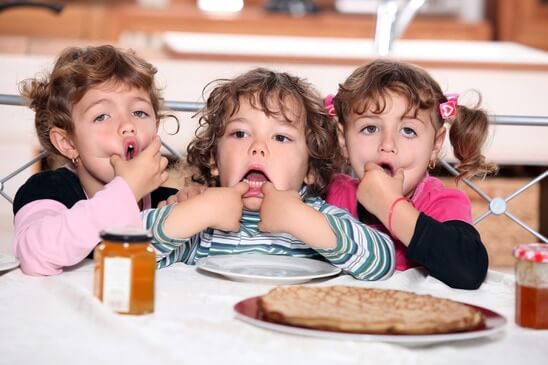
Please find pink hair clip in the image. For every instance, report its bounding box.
[439,93,459,121]
[324,94,336,117]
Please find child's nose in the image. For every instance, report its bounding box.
[249,140,267,157]
[379,133,397,153]
[120,119,136,135]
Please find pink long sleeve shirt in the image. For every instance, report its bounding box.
[326,173,472,271]
[13,177,142,276]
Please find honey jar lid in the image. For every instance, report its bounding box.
[513,243,548,263]
[100,227,152,243]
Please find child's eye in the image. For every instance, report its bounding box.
[94,114,109,123]
[273,134,292,143]
[230,130,248,139]
[401,127,417,138]
[360,125,378,135]
[133,110,150,118]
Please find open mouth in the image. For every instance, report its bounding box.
[124,139,139,160]
[242,169,270,189]
[126,144,136,160]
[379,162,394,177]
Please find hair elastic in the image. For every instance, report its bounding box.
[439,93,459,121]
[323,94,336,117]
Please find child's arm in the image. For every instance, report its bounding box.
[141,204,198,268]
[355,163,419,244]
[402,186,488,289]
[142,182,249,267]
[406,213,488,289]
[358,165,488,289]
[379,195,489,293]
[13,176,142,276]
[259,183,337,248]
[259,183,395,280]
[156,184,206,208]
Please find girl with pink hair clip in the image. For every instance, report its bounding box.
[326,59,497,289]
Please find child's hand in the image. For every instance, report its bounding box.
[157,185,208,208]
[110,136,169,201]
[203,182,248,232]
[357,162,404,218]
[258,182,302,233]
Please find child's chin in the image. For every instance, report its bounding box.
[242,196,263,211]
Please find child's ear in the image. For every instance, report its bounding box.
[49,127,78,160]
[303,169,316,185]
[430,126,447,161]
[209,155,219,177]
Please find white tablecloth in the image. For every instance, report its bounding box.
[1,261,546,365]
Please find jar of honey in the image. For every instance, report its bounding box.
[94,227,155,315]
[513,243,548,329]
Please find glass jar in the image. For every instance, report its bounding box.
[94,227,155,315]
[513,243,548,329]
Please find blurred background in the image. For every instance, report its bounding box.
[1,0,547,270]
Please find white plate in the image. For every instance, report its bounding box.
[234,296,507,347]
[196,254,341,284]
[0,253,19,272]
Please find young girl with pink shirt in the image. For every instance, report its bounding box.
[13,45,175,276]
[326,59,497,289]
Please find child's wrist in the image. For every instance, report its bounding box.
[282,199,307,234]
[388,196,408,237]
[201,193,220,226]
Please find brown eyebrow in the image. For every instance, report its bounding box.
[226,115,301,131]
[402,114,427,125]
[358,114,382,119]
[352,114,382,123]
[277,118,300,130]
[225,117,247,126]
[83,98,109,114]
[132,96,153,105]
[83,96,151,114]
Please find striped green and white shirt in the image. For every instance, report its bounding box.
[142,195,395,280]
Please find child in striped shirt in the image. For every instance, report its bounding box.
[142,68,395,280]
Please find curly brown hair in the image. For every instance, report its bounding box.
[19,45,174,162]
[334,59,497,180]
[187,67,343,197]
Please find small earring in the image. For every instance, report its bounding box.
[343,158,353,175]
[428,160,437,170]
[71,156,80,166]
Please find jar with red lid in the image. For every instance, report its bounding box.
[513,243,548,329]
[94,227,155,315]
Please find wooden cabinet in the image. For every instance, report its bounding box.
[0,0,492,42]
[0,4,110,40]
[494,0,548,50]
[2,1,547,50]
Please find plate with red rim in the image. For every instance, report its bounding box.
[234,296,507,346]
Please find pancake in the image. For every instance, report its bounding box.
[258,285,484,334]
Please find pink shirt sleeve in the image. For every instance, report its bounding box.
[325,174,359,218]
[13,177,141,276]
[412,176,472,224]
